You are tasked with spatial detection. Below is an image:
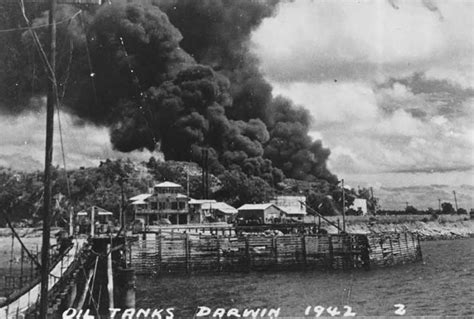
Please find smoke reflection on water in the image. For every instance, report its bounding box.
[136,239,474,317]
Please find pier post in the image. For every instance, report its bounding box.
[272,236,278,267]
[301,235,307,268]
[245,237,251,272]
[185,234,190,273]
[328,235,334,269]
[388,237,394,265]
[107,244,114,309]
[217,238,221,271]
[116,268,136,309]
[158,234,162,274]
[404,232,409,258]
[416,235,422,260]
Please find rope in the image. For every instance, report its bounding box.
[0,10,82,33]
[55,37,75,200]
[79,259,100,314]
[1,209,42,268]
[18,0,54,84]
[79,11,99,108]
[17,0,76,199]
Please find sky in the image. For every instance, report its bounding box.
[250,0,474,209]
[0,0,472,210]
[0,107,159,172]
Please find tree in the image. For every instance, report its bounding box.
[214,169,273,207]
[441,202,455,214]
[405,205,418,214]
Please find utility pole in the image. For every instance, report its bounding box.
[201,148,209,199]
[341,179,346,232]
[370,187,377,215]
[39,0,56,317]
[119,177,125,228]
[186,172,190,197]
[438,198,441,213]
[69,206,73,236]
[91,206,95,237]
[453,191,458,212]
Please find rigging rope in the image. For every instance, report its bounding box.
[1,209,42,268]
[17,0,80,200]
[79,11,99,108]
[0,10,81,33]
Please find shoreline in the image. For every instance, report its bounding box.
[0,217,472,241]
[321,215,474,241]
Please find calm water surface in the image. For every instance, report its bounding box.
[136,239,474,317]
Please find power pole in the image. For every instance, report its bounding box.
[69,206,73,236]
[119,177,125,228]
[370,187,377,215]
[201,148,209,199]
[453,191,458,212]
[341,179,346,232]
[186,172,190,197]
[40,0,57,317]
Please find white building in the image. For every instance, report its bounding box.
[350,198,368,215]
[130,181,189,225]
[270,195,307,220]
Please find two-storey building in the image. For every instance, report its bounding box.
[130,181,189,225]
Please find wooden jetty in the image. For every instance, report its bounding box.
[129,227,422,275]
[0,235,134,318]
[0,239,85,318]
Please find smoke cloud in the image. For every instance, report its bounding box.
[0,1,336,184]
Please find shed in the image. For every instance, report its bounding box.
[201,202,237,222]
[237,203,285,224]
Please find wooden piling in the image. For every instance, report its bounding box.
[328,235,334,269]
[76,266,94,310]
[245,237,251,272]
[107,244,114,309]
[301,236,307,268]
[185,233,190,273]
[117,268,136,309]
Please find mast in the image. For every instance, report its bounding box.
[39,0,57,317]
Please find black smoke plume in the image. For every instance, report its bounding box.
[157,0,336,182]
[0,1,337,184]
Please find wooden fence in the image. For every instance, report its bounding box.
[129,231,421,275]
[367,232,422,266]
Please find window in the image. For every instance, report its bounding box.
[171,202,178,210]
[150,202,157,210]
[179,201,185,210]
[159,202,165,210]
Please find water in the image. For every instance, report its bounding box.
[136,239,474,317]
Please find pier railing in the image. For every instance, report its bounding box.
[0,239,86,318]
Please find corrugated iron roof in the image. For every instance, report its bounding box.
[189,199,217,204]
[154,181,182,188]
[202,202,237,214]
[129,193,152,201]
[238,203,276,211]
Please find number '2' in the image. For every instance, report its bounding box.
[394,304,406,315]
